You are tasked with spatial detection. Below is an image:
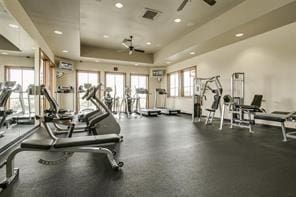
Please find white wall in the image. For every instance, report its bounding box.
[0,55,34,81]
[56,61,160,110]
[163,21,296,121]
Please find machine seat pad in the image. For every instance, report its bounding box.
[58,115,73,121]
[21,139,54,150]
[237,105,259,110]
[206,109,216,112]
[254,113,286,122]
[58,109,69,114]
[54,134,121,148]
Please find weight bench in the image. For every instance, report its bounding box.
[0,118,124,192]
[254,111,296,142]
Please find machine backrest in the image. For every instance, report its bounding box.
[211,94,221,110]
[250,95,263,108]
[42,85,60,113]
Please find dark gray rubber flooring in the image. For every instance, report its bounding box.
[0,125,35,151]
[1,115,296,197]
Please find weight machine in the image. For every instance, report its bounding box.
[192,76,223,123]
[219,73,264,132]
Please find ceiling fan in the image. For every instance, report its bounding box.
[121,36,145,55]
[177,0,217,12]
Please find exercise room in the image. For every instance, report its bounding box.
[1,0,296,196]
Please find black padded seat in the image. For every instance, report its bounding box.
[254,113,286,122]
[206,109,215,112]
[238,105,259,110]
[21,139,54,150]
[54,134,121,148]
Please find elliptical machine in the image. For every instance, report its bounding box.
[119,87,135,118]
[41,85,121,137]
[103,87,113,112]
[77,83,96,122]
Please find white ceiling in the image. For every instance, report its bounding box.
[80,0,244,53]
[0,1,35,57]
[19,0,81,60]
[14,0,296,66]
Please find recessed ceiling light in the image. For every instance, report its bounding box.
[95,60,100,62]
[135,63,139,66]
[166,61,171,64]
[174,18,182,23]
[62,50,69,53]
[190,51,195,55]
[146,42,151,45]
[115,2,123,8]
[54,30,63,35]
[1,52,8,55]
[103,35,109,38]
[9,24,19,29]
[235,33,244,37]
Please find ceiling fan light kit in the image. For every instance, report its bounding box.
[122,35,145,55]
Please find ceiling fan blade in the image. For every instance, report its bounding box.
[203,0,216,6]
[134,49,145,53]
[121,42,130,49]
[177,0,189,11]
[123,38,131,43]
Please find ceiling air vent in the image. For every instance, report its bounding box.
[142,8,161,20]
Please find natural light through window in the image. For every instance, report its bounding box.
[77,71,99,111]
[105,73,125,98]
[131,75,148,108]
[6,67,35,113]
[169,72,179,97]
[183,68,196,96]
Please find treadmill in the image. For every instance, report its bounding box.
[0,81,17,136]
[14,84,35,125]
[135,88,160,116]
[154,88,181,115]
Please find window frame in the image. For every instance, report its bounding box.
[167,71,180,97]
[181,66,196,97]
[130,73,149,108]
[76,69,100,112]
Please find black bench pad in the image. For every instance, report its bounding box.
[21,139,54,150]
[54,134,121,148]
[237,105,259,111]
[255,113,286,122]
[20,134,121,149]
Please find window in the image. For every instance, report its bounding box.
[168,72,179,97]
[105,72,125,98]
[77,70,99,111]
[130,74,149,108]
[5,67,35,113]
[182,67,196,97]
